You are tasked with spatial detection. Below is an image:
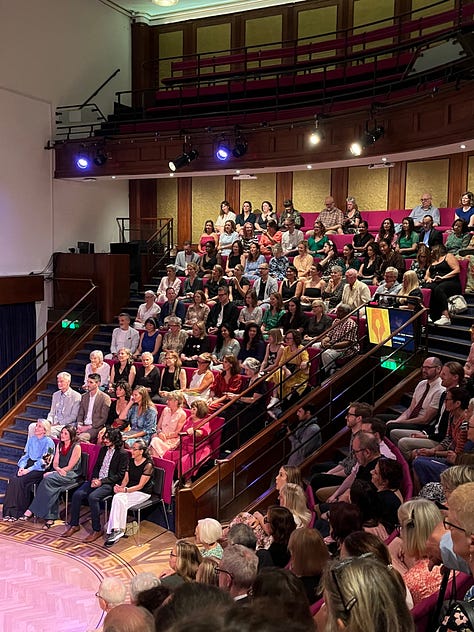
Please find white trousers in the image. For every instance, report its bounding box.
[106,491,150,533]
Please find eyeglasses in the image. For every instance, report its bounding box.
[352,447,366,454]
[169,550,177,557]
[443,517,468,535]
[214,567,234,580]
[263,516,269,524]
[346,411,356,418]
[95,592,102,599]
[421,198,431,202]
[330,559,358,613]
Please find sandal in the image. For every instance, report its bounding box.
[42,521,55,530]
[3,516,15,522]
[18,514,32,522]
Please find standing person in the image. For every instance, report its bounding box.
[2,420,55,521]
[63,428,129,542]
[134,290,161,330]
[174,240,200,275]
[317,196,345,234]
[107,313,140,360]
[31,371,81,439]
[22,425,82,529]
[409,192,440,228]
[76,374,111,443]
[105,439,154,546]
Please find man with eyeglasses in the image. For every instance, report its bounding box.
[409,193,440,229]
[94,576,127,617]
[253,263,278,307]
[385,357,444,440]
[207,285,239,334]
[217,544,258,603]
[419,215,444,248]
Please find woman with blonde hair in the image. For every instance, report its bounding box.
[161,540,203,587]
[195,517,223,559]
[397,269,423,312]
[275,464,304,490]
[157,350,187,403]
[288,527,329,604]
[279,482,311,528]
[260,328,284,374]
[149,391,187,458]
[122,385,157,447]
[293,241,314,279]
[196,557,219,586]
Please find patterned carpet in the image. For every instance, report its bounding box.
[0,519,176,632]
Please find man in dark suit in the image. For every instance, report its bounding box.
[218,543,258,604]
[76,373,111,442]
[207,285,239,334]
[157,287,187,327]
[63,428,129,542]
[419,214,443,248]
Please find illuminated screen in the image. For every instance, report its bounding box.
[366,307,415,352]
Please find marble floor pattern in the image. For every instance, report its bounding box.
[0,517,177,632]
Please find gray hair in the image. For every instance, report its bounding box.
[384,266,398,276]
[167,316,182,326]
[129,572,161,603]
[141,352,154,362]
[220,544,258,590]
[227,523,257,551]
[57,371,72,382]
[98,577,127,608]
[338,303,352,316]
[332,265,343,275]
[242,357,261,373]
[312,299,327,314]
[89,350,104,362]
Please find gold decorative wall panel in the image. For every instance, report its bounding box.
[411,0,454,36]
[468,156,474,193]
[245,15,282,68]
[240,173,276,213]
[156,178,178,239]
[293,170,331,214]
[158,31,183,86]
[348,166,388,211]
[353,0,394,55]
[191,176,225,243]
[297,6,337,65]
[197,23,231,73]
[406,159,449,210]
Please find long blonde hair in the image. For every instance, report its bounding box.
[398,270,420,304]
[280,483,311,527]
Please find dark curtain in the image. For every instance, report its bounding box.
[0,303,36,417]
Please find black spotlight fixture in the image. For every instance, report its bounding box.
[93,147,108,166]
[309,115,324,146]
[169,148,199,172]
[349,123,384,156]
[232,127,248,158]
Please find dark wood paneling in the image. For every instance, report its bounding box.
[448,153,469,207]
[0,276,44,305]
[331,167,349,201]
[225,175,240,212]
[129,179,158,241]
[388,161,407,210]
[177,178,192,246]
[276,172,293,214]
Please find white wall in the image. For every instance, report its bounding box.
[0,0,131,276]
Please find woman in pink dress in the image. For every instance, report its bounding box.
[149,391,187,458]
[171,399,212,482]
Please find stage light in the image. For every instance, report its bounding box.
[168,149,199,172]
[153,0,179,6]
[216,143,231,161]
[349,142,363,157]
[349,125,384,156]
[75,154,90,170]
[93,149,108,166]
[232,138,248,158]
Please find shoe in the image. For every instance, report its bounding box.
[104,530,125,546]
[267,397,279,409]
[427,316,433,323]
[3,516,15,522]
[42,520,55,530]
[83,529,104,543]
[434,316,451,326]
[63,525,80,537]
[18,513,32,522]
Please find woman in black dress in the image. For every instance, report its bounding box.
[180,321,210,367]
[134,351,160,401]
[280,297,307,334]
[279,265,304,305]
[424,244,461,325]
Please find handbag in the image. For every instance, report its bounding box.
[437,598,474,631]
[448,295,468,315]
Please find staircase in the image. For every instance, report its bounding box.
[426,295,473,363]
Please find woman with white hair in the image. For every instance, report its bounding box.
[82,349,110,391]
[134,290,161,330]
[195,517,223,559]
[156,265,182,303]
[149,391,187,458]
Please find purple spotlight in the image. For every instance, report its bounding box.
[76,155,89,170]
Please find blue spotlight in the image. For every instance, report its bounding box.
[76,155,90,170]
[216,144,231,161]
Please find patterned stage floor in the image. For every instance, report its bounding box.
[0,519,177,632]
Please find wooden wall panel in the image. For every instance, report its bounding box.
[448,153,469,207]
[177,178,192,246]
[406,159,449,210]
[191,176,225,244]
[348,165,389,211]
[293,169,331,214]
[468,156,474,195]
[276,172,293,216]
[331,168,349,205]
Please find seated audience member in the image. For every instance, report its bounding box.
[259,219,282,256]
[419,213,444,248]
[229,263,250,306]
[159,316,188,362]
[263,506,297,567]
[217,219,240,256]
[446,218,471,255]
[396,217,419,258]
[204,265,227,304]
[175,240,200,275]
[135,586,171,617]
[301,263,326,307]
[321,265,345,310]
[207,285,239,334]
[182,262,203,300]
[454,191,474,225]
[376,238,405,284]
[261,292,285,334]
[169,399,211,481]
[409,192,440,228]
[107,381,132,431]
[373,266,402,307]
[268,329,309,409]
[133,352,160,401]
[207,355,243,414]
[160,540,202,587]
[211,323,241,367]
[134,290,161,330]
[410,242,431,283]
[464,324,474,382]
[349,479,389,541]
[288,528,329,605]
[241,221,259,253]
[344,196,362,231]
[303,298,332,340]
[157,288,186,329]
[156,350,187,403]
[184,290,210,329]
[279,482,311,528]
[370,457,404,532]
[412,386,469,487]
[253,263,278,307]
[318,240,340,277]
[352,219,374,257]
[313,303,359,375]
[323,502,363,551]
[95,577,128,616]
[282,218,304,256]
[268,243,289,281]
[77,373,111,442]
[182,354,214,406]
[107,313,140,360]
[109,348,136,395]
[218,544,258,601]
[287,403,322,466]
[279,198,302,229]
[396,269,423,312]
[199,240,222,279]
[386,356,444,438]
[180,321,210,367]
[104,439,154,546]
[196,558,220,586]
[104,604,155,632]
[261,327,284,374]
[22,425,81,529]
[238,323,266,364]
[195,517,224,559]
[63,428,129,542]
[226,523,271,569]
[391,498,443,605]
[82,350,110,392]
[306,219,328,256]
[318,196,345,234]
[236,289,263,334]
[280,297,307,334]
[121,385,157,447]
[235,201,257,232]
[2,420,55,521]
[225,240,245,276]
[149,391,187,458]
[358,241,381,283]
[424,243,461,326]
[320,555,414,632]
[375,217,398,246]
[157,265,182,303]
[256,200,278,232]
[336,243,360,275]
[293,240,314,279]
[32,371,81,439]
[243,243,266,281]
[130,572,162,605]
[134,317,161,362]
[341,268,371,310]
[199,219,219,253]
